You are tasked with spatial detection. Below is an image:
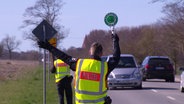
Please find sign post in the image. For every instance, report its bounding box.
[48,37,57,81]
[104,12,118,35]
[32,20,57,104]
[43,24,46,104]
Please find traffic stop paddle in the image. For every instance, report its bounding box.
[104,12,118,35]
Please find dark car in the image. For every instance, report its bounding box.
[140,56,175,82]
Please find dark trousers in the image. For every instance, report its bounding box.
[57,76,73,104]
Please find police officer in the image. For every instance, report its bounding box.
[38,33,120,104]
[51,59,73,104]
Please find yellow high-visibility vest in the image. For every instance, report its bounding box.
[54,59,70,83]
[75,59,108,104]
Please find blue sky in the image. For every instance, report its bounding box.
[0,0,164,52]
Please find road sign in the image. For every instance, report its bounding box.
[49,38,57,47]
[32,20,57,41]
[104,12,118,26]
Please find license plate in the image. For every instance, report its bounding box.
[156,67,164,70]
[117,80,129,83]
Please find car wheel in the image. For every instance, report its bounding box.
[170,76,175,82]
[135,83,142,89]
[137,85,142,89]
[166,76,175,82]
[180,85,184,92]
[165,78,169,82]
[142,77,146,81]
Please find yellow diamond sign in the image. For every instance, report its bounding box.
[49,38,57,47]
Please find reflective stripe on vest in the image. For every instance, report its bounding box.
[54,59,70,83]
[75,59,108,104]
[75,97,105,103]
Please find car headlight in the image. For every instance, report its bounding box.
[108,73,115,78]
[133,70,141,78]
[108,74,113,78]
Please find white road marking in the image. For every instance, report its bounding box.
[150,88,176,101]
[151,89,158,93]
[167,96,176,101]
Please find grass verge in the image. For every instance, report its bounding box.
[0,65,59,104]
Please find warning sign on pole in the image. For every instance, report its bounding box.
[49,38,57,47]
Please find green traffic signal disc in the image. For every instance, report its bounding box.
[104,12,118,26]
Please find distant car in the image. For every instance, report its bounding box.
[140,56,175,82]
[105,54,142,89]
[179,67,184,92]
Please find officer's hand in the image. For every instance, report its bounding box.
[104,96,112,104]
[111,34,119,42]
[37,40,52,50]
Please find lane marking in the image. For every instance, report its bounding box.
[151,89,158,93]
[167,96,176,101]
[150,89,176,101]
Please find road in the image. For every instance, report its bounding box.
[108,77,184,104]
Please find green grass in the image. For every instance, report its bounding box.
[0,66,60,104]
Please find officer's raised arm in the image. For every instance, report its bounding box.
[108,33,121,72]
[37,41,77,70]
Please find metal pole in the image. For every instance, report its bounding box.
[48,51,50,82]
[111,26,115,35]
[43,25,46,104]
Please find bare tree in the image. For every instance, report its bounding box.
[2,35,21,59]
[21,0,67,45]
[20,0,68,65]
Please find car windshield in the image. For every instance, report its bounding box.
[149,58,170,65]
[110,56,136,68]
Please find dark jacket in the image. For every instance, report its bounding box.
[47,36,120,76]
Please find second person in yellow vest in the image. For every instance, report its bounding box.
[51,58,73,104]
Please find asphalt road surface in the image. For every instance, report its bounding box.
[108,77,183,104]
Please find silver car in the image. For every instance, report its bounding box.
[179,67,184,92]
[107,54,142,89]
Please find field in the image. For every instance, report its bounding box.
[0,60,59,104]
